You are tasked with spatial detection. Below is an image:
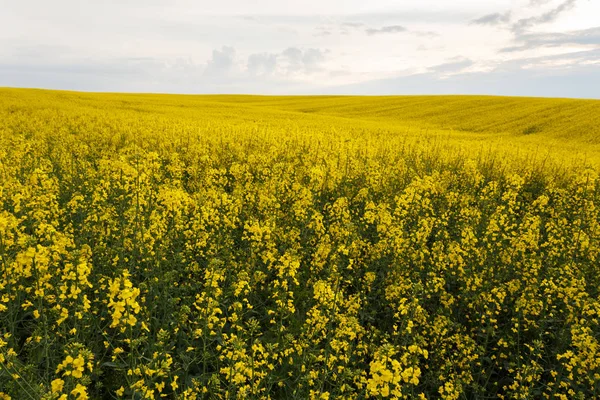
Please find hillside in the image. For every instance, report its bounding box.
[3,88,599,162]
[228,95,600,141]
[4,89,600,138]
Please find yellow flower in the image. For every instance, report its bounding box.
[71,384,88,400]
[171,375,179,391]
[71,355,85,378]
[51,378,65,393]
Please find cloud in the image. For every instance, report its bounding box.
[0,59,156,77]
[471,11,511,26]
[503,26,600,51]
[363,24,435,38]
[365,25,407,35]
[325,51,600,98]
[413,31,440,38]
[470,1,580,32]
[341,22,364,28]
[320,22,415,37]
[3,48,599,97]
[512,0,578,32]
[429,57,474,74]
[0,56,208,92]
[315,30,332,36]
[529,0,553,5]
[302,48,326,66]
[237,10,473,27]
[0,44,331,94]
[235,47,330,79]
[247,52,277,76]
[204,46,236,76]
[417,43,445,52]
[1,1,595,97]
[281,47,304,64]
[517,48,600,69]
[281,47,326,72]
[315,20,437,40]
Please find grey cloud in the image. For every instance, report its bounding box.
[413,31,440,38]
[204,46,236,76]
[247,53,277,76]
[503,26,600,51]
[0,56,206,92]
[325,52,600,98]
[282,47,303,68]
[512,0,577,32]
[315,20,437,38]
[529,0,553,5]
[346,10,473,24]
[236,10,473,26]
[240,47,329,77]
[323,21,413,37]
[315,30,332,36]
[282,47,326,72]
[341,22,364,28]
[471,11,511,26]
[302,48,326,66]
[511,47,600,65]
[429,58,474,74]
[0,48,326,94]
[365,25,407,35]
[3,49,599,97]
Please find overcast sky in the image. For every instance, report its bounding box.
[0,0,598,97]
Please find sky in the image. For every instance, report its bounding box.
[0,0,598,97]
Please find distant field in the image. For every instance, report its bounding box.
[1,89,599,399]
[4,88,599,164]
[212,94,600,140]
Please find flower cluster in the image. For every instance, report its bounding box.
[107,271,141,329]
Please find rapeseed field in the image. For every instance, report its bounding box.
[0,88,599,399]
